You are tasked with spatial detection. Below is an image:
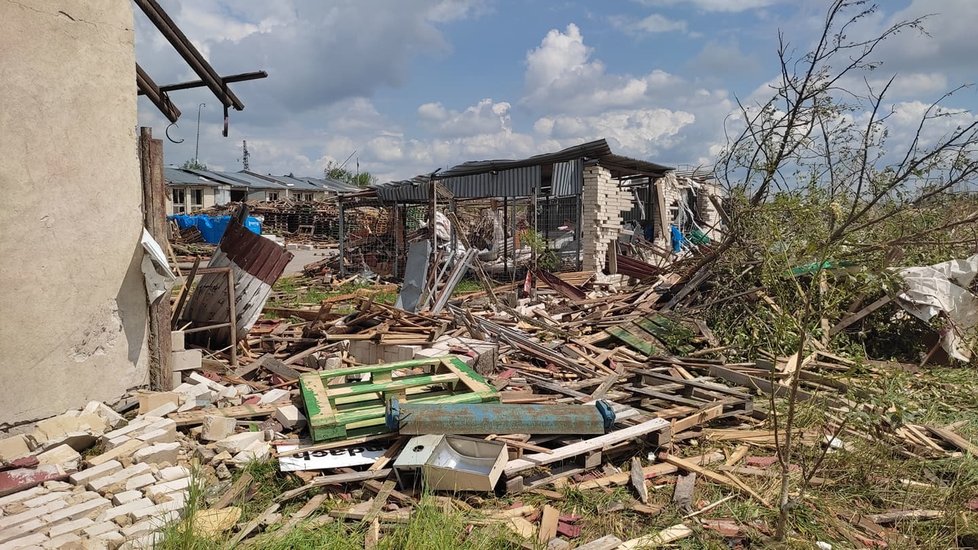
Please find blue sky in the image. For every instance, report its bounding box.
[135,0,978,182]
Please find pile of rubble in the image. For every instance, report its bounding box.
[4,241,977,548]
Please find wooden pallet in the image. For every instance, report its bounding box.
[627,368,753,419]
[604,314,696,357]
[299,356,498,442]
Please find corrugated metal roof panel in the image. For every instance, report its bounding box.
[437,139,613,177]
[164,167,220,186]
[551,159,582,197]
[442,165,540,198]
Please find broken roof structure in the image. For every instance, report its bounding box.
[367,139,672,203]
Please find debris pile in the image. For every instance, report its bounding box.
[4,242,978,548]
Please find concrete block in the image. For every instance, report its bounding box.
[42,496,110,523]
[23,492,65,508]
[0,434,34,461]
[201,415,237,442]
[144,477,191,500]
[170,330,185,351]
[137,392,180,415]
[121,517,161,538]
[86,439,145,468]
[135,425,176,446]
[131,442,180,466]
[172,348,202,372]
[112,490,143,505]
[231,440,271,466]
[88,463,152,492]
[0,486,48,507]
[42,532,83,548]
[150,487,187,505]
[48,516,95,538]
[82,401,127,430]
[2,532,48,547]
[0,498,67,530]
[258,388,290,405]
[101,417,158,442]
[214,432,263,455]
[35,444,82,471]
[157,465,189,482]
[124,473,157,491]
[85,520,120,537]
[143,400,179,418]
[0,518,46,544]
[96,497,154,523]
[130,498,183,520]
[120,531,165,550]
[188,372,228,393]
[273,405,306,430]
[33,416,106,452]
[93,530,126,547]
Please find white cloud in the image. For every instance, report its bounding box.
[536,108,696,155]
[610,13,688,36]
[522,23,686,114]
[634,0,779,12]
[417,98,512,137]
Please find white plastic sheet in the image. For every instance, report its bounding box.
[896,254,978,362]
[140,229,176,303]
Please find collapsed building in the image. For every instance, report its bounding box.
[333,139,725,278]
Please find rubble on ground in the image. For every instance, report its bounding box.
[3,242,977,549]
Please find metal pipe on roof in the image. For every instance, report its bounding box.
[133,0,244,111]
[136,63,181,123]
[147,71,268,94]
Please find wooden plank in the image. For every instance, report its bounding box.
[575,451,723,490]
[575,535,623,550]
[658,452,770,508]
[229,503,279,546]
[140,128,172,391]
[210,471,253,509]
[167,402,281,426]
[276,469,393,502]
[364,479,416,506]
[630,457,649,504]
[619,524,692,549]
[671,405,723,435]
[925,425,978,456]
[504,418,670,477]
[538,505,559,543]
[829,295,892,336]
[282,493,329,531]
[867,510,943,524]
[361,480,396,523]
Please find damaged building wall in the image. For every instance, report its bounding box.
[0,0,149,424]
[581,165,631,271]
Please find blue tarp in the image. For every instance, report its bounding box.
[169,215,262,244]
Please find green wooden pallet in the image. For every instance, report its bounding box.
[299,356,498,442]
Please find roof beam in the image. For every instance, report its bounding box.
[137,71,268,96]
[133,0,245,111]
[136,63,181,123]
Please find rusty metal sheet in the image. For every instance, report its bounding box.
[184,219,292,346]
[615,254,662,280]
[534,268,587,302]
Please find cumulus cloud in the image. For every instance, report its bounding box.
[522,23,686,114]
[417,99,512,138]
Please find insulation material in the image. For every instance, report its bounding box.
[140,229,176,303]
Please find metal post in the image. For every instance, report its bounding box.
[338,200,346,277]
[195,103,205,163]
[226,268,237,367]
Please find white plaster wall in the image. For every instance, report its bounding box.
[0,0,149,424]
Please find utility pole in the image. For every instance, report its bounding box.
[194,102,206,164]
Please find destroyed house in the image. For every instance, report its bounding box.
[338,139,725,278]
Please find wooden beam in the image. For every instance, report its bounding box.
[140,127,172,390]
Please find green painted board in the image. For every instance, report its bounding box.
[300,355,498,442]
[606,325,658,356]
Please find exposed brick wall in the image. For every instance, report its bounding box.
[581,165,631,271]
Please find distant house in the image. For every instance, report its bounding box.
[247,172,328,202]
[205,170,290,202]
[163,167,231,215]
